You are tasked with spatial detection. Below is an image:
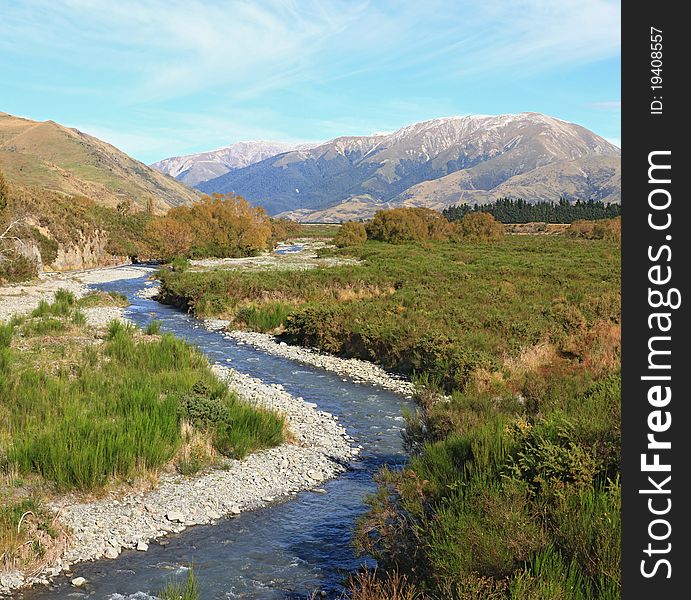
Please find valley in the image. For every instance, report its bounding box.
[0,110,621,599]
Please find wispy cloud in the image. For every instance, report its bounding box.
[0,1,621,162]
[589,101,622,110]
[1,0,620,101]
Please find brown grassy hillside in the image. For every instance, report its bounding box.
[0,112,199,214]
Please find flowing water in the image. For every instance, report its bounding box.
[20,268,411,600]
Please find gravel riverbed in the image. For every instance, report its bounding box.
[204,321,417,398]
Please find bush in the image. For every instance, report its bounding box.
[334,221,367,247]
[147,194,272,260]
[366,208,453,243]
[454,212,504,241]
[0,250,38,283]
[567,217,621,243]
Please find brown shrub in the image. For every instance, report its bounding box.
[454,212,504,241]
[366,207,453,243]
[334,220,367,247]
[567,216,621,243]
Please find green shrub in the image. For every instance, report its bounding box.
[146,320,163,335]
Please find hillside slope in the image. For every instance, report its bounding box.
[0,112,199,213]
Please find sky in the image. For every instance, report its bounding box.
[0,0,621,164]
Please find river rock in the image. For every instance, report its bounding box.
[71,576,87,587]
[166,511,185,523]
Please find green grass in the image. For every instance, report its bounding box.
[156,236,621,598]
[295,223,341,238]
[158,567,200,600]
[235,302,292,332]
[78,290,129,308]
[145,319,162,335]
[0,299,285,492]
[158,237,620,392]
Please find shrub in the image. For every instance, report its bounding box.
[147,194,272,260]
[334,221,367,247]
[146,320,162,335]
[454,212,504,241]
[366,207,453,243]
[0,250,38,283]
[567,217,621,243]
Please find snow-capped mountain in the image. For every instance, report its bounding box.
[151,141,312,187]
[163,113,621,220]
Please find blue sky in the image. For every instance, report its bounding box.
[0,0,620,164]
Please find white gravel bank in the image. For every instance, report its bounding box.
[203,322,416,398]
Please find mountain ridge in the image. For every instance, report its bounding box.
[188,112,620,220]
[151,140,315,187]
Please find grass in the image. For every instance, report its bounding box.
[295,223,341,239]
[235,302,292,332]
[158,567,200,600]
[158,236,620,392]
[77,290,129,308]
[156,235,621,597]
[0,495,63,573]
[146,319,163,335]
[0,292,285,492]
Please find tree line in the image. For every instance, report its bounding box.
[443,197,621,224]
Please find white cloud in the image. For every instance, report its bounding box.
[1,0,621,101]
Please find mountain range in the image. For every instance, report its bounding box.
[151,112,620,221]
[0,112,199,213]
[151,140,312,187]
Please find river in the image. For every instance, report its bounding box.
[19,268,411,599]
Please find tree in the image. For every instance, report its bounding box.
[334,221,367,247]
[147,194,273,260]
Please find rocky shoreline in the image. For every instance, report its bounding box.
[1,366,357,596]
[204,323,417,398]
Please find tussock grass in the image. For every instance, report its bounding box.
[77,290,129,308]
[158,567,200,600]
[0,297,285,492]
[235,302,292,332]
[145,319,162,335]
